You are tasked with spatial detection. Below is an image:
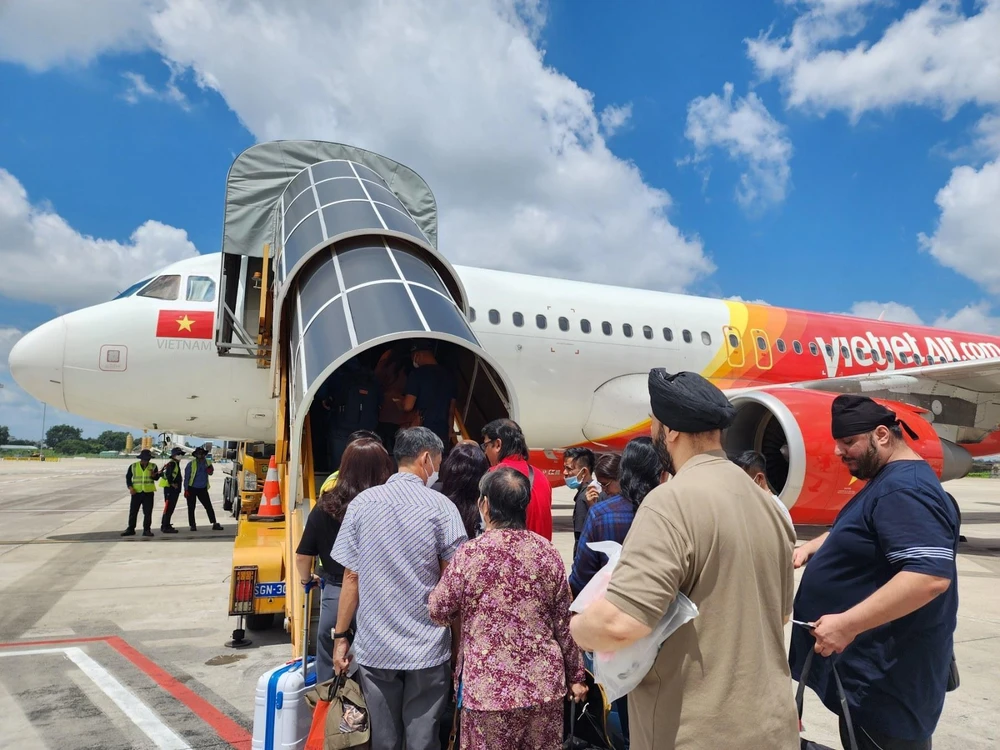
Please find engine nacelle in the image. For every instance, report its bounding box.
[723,388,972,525]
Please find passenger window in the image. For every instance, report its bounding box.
[513,312,524,327]
[793,340,803,354]
[623,323,633,338]
[914,354,923,364]
[728,333,740,348]
[581,319,591,334]
[757,336,767,351]
[840,345,850,358]
[900,352,910,363]
[602,321,612,336]
[663,327,673,342]
[855,346,864,359]
[776,338,786,353]
[186,275,216,302]
[701,331,712,346]
[139,274,180,301]
[536,314,547,330]
[872,349,881,363]
[682,330,692,343]
[886,350,894,363]
[809,342,819,356]
[643,325,653,340]
[825,344,834,357]
[559,317,570,332]
[489,309,500,325]
[469,307,477,322]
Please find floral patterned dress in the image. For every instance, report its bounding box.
[428,528,585,749]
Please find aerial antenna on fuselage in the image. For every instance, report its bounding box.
[878,309,886,321]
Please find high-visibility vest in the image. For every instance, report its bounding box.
[131,462,157,493]
[319,471,339,495]
[158,460,180,488]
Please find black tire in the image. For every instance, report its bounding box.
[246,613,276,631]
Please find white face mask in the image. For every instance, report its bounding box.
[423,454,439,488]
[478,498,488,531]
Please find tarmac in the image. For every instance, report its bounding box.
[0,457,997,748]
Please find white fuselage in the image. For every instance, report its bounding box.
[8,253,734,447]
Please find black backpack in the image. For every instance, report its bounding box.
[333,369,380,432]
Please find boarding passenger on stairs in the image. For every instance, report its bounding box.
[332,427,467,750]
[319,430,383,496]
[481,418,552,541]
[184,447,223,531]
[296,437,393,684]
[396,343,457,455]
[789,395,959,750]
[324,359,382,471]
[159,446,185,534]
[122,449,159,538]
[570,369,799,750]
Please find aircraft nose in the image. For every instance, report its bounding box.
[7,318,68,411]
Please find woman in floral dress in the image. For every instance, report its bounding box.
[428,466,587,749]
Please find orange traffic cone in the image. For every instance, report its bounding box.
[249,456,285,522]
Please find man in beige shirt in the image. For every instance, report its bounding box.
[570,369,799,749]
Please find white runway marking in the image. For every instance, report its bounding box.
[0,647,192,750]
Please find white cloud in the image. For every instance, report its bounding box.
[0,327,23,373]
[122,60,190,109]
[847,301,924,325]
[918,158,1000,294]
[0,0,158,70]
[600,103,633,137]
[749,0,1000,120]
[684,83,792,210]
[0,169,199,309]
[846,300,1000,334]
[725,295,771,306]
[0,0,712,293]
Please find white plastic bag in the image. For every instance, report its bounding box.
[570,540,699,703]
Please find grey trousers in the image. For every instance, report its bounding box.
[317,583,342,685]
[356,661,450,750]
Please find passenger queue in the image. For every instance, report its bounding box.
[295,368,962,750]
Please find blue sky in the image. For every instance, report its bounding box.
[1,0,999,440]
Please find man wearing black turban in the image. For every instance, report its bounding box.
[571,370,799,749]
[789,394,959,750]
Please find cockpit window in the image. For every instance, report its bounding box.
[187,276,217,302]
[138,275,181,301]
[113,278,153,300]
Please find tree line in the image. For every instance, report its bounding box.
[0,424,138,455]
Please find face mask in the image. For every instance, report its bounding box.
[422,454,438,487]
[478,498,488,531]
[565,471,582,490]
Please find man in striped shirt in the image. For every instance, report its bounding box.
[789,395,959,750]
[332,426,467,750]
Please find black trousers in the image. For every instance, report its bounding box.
[127,492,154,532]
[840,714,931,750]
[187,487,217,527]
[161,488,181,528]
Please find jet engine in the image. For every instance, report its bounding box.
[723,388,973,524]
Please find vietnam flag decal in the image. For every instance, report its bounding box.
[156,310,214,339]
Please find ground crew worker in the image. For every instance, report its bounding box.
[789,395,959,749]
[184,447,223,531]
[122,449,159,538]
[570,369,799,749]
[159,447,185,533]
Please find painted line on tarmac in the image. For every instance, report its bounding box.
[0,636,253,749]
[0,646,191,749]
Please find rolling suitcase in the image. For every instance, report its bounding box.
[252,585,319,750]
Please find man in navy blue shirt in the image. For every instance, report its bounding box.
[789,394,959,749]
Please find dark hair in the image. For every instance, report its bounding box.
[564,446,595,472]
[730,450,766,477]
[619,437,661,507]
[348,430,382,446]
[394,426,444,463]
[439,442,490,539]
[481,418,529,461]
[594,453,621,482]
[479,466,530,529]
[320,439,393,520]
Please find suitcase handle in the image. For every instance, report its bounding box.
[301,578,324,680]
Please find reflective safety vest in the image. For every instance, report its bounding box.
[158,460,180,488]
[131,462,157,493]
[319,471,339,495]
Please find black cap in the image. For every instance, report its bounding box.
[138,449,152,460]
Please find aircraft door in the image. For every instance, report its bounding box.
[723,325,744,368]
[750,328,773,370]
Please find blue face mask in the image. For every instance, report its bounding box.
[565,475,581,490]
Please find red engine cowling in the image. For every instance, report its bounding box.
[724,388,972,525]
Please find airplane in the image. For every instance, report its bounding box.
[8,141,1000,529]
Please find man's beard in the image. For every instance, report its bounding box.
[845,435,882,480]
[653,427,675,477]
